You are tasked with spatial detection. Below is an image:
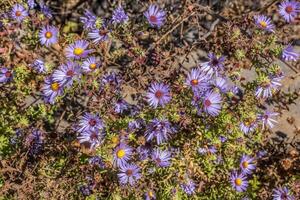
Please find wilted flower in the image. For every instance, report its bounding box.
[25,129,44,156]
[31,59,47,73]
[137,145,150,160]
[151,149,171,167]
[258,111,279,129]
[52,61,81,88]
[80,10,97,29]
[272,186,294,200]
[77,129,104,149]
[254,15,275,33]
[81,57,101,73]
[180,178,196,196]
[112,6,129,24]
[77,113,104,133]
[39,25,59,47]
[144,4,166,28]
[202,91,222,116]
[11,4,28,22]
[278,0,300,23]
[240,118,257,134]
[79,185,92,196]
[27,0,36,9]
[0,68,13,83]
[114,99,130,114]
[282,44,299,62]
[88,26,110,44]
[240,154,256,175]
[65,40,92,60]
[200,53,226,77]
[39,1,53,18]
[198,145,217,155]
[101,72,122,90]
[113,143,133,167]
[230,171,248,192]
[255,76,282,99]
[186,68,209,92]
[145,190,156,200]
[145,118,175,144]
[42,77,63,104]
[147,82,171,108]
[89,156,105,168]
[117,163,141,186]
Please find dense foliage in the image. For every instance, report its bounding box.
[0,0,299,199]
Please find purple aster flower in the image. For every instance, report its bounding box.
[88,27,110,44]
[202,91,222,116]
[240,119,257,134]
[114,99,130,114]
[151,149,171,167]
[0,67,13,83]
[39,1,53,19]
[113,143,133,167]
[219,135,227,143]
[89,156,105,168]
[52,61,81,88]
[81,57,101,73]
[144,4,166,28]
[102,72,122,87]
[118,163,141,186]
[254,15,275,33]
[255,76,282,99]
[230,171,248,192]
[213,76,229,93]
[112,6,129,24]
[65,40,92,60]
[10,4,28,22]
[77,129,104,149]
[186,68,210,92]
[278,0,300,23]
[128,119,144,132]
[136,145,150,161]
[256,150,267,158]
[80,10,97,30]
[25,129,44,156]
[145,190,156,200]
[240,154,256,175]
[200,53,226,77]
[145,118,175,144]
[27,0,36,9]
[77,113,104,133]
[180,179,196,196]
[79,185,92,196]
[31,59,46,73]
[258,111,279,129]
[272,186,294,200]
[282,44,299,62]
[198,145,217,155]
[39,25,59,47]
[147,82,171,108]
[41,77,63,104]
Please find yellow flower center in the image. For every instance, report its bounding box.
[73,48,84,56]
[242,161,249,168]
[148,191,154,197]
[116,149,125,158]
[112,136,119,144]
[89,63,97,70]
[259,21,267,28]
[235,178,242,186]
[191,79,198,86]
[45,31,52,39]
[51,82,59,91]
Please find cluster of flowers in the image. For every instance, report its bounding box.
[1,0,299,199]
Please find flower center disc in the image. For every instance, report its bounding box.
[117,149,125,158]
[51,82,59,91]
[126,169,133,176]
[191,79,198,86]
[89,63,97,70]
[204,99,212,107]
[149,15,157,23]
[15,11,22,17]
[90,132,98,140]
[285,6,293,14]
[89,119,97,126]
[235,178,242,186]
[242,161,249,168]
[74,48,84,56]
[260,21,267,28]
[155,90,163,98]
[45,31,52,39]
[66,70,74,76]
[5,71,11,77]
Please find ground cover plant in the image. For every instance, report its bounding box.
[0,0,300,199]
